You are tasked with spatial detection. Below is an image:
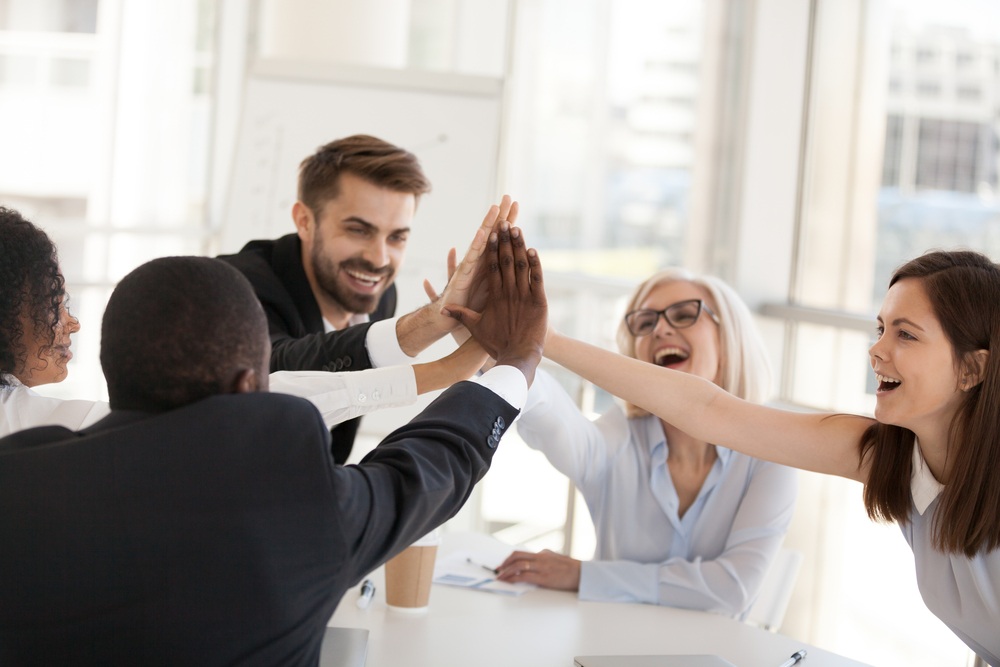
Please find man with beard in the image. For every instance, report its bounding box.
[220,135,505,464]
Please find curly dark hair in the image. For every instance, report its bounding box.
[0,207,65,387]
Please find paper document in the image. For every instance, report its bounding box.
[433,550,534,596]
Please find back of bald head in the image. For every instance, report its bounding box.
[101,256,269,412]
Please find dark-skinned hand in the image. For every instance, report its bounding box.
[442,220,546,386]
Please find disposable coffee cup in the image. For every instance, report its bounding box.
[385,529,440,612]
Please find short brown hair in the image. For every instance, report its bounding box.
[297,134,431,214]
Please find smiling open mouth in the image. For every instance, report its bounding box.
[654,347,689,367]
[875,372,901,392]
[344,268,385,288]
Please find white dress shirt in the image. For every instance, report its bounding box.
[516,369,797,619]
[902,443,999,664]
[1,317,527,438]
[1,366,417,438]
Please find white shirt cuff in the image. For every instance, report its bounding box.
[269,366,417,428]
[472,365,528,410]
[365,318,412,368]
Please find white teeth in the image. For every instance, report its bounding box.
[654,347,688,363]
[346,269,382,285]
[875,373,901,385]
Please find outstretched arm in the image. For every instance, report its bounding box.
[269,339,488,429]
[544,330,872,481]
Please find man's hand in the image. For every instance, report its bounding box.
[442,220,546,386]
[395,196,518,357]
[436,194,519,322]
[495,549,582,592]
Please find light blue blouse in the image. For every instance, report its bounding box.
[516,369,798,619]
[904,444,999,664]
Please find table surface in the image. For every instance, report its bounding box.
[328,532,871,667]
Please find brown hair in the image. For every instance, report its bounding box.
[297,134,431,215]
[861,250,1000,556]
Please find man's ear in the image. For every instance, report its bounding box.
[230,368,260,394]
[292,201,315,242]
[961,349,989,391]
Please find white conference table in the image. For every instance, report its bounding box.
[328,532,871,667]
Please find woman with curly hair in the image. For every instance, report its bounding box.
[0,207,105,433]
[0,205,495,439]
[0,206,79,388]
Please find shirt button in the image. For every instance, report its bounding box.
[357,393,367,402]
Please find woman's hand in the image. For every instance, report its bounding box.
[495,549,581,591]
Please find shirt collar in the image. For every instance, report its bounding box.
[644,415,732,465]
[910,439,944,515]
[323,312,370,333]
[1,373,23,388]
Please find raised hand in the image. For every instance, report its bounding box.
[442,219,546,386]
[436,195,519,323]
[394,196,519,356]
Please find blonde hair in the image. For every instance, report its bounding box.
[615,268,771,417]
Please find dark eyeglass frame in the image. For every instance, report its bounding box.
[624,298,720,337]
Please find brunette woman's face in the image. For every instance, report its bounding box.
[17,299,80,387]
[632,281,722,385]
[869,278,966,435]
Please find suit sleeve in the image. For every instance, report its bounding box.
[219,243,379,373]
[325,381,520,583]
[267,321,376,373]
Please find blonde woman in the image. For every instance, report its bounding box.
[535,252,999,664]
[495,268,797,620]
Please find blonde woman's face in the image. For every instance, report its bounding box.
[631,281,722,385]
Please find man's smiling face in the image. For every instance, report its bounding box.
[296,172,415,325]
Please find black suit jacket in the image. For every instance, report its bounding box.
[218,234,397,463]
[0,382,516,667]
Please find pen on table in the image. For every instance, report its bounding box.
[466,557,498,575]
[777,649,807,667]
[356,579,375,609]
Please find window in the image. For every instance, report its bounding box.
[503,0,705,281]
[773,0,1000,664]
[0,0,219,401]
[479,0,714,552]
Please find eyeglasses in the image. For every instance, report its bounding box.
[624,299,720,337]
